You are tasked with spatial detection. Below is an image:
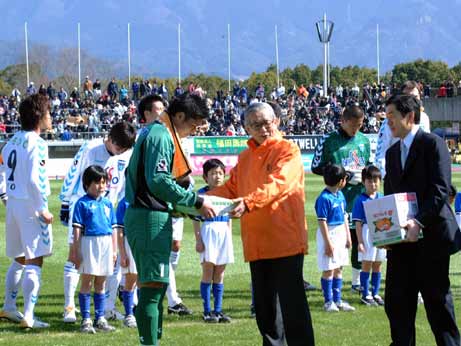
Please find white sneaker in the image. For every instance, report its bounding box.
[19,317,50,329]
[123,314,137,328]
[0,309,24,323]
[63,306,77,323]
[323,301,339,312]
[336,301,356,312]
[104,308,124,321]
[80,318,96,334]
[95,317,116,332]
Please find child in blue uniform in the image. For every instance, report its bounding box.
[71,165,117,333]
[315,164,355,312]
[193,159,234,323]
[352,165,386,306]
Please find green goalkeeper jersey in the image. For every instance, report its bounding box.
[311,128,371,214]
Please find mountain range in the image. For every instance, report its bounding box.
[1,0,460,79]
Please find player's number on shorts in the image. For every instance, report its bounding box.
[7,149,17,182]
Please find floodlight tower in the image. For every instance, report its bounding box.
[316,14,334,97]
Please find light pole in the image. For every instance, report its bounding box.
[316,13,334,97]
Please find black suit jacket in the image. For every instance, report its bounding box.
[384,128,460,256]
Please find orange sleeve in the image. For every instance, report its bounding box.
[244,143,303,211]
[206,163,239,199]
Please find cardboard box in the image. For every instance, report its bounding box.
[174,195,237,217]
[364,192,422,246]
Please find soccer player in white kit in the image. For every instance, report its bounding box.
[59,122,136,323]
[0,94,54,329]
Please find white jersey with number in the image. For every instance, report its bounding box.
[104,148,132,206]
[59,138,110,203]
[0,131,50,211]
[374,111,430,177]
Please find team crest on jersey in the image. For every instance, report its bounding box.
[40,159,46,166]
[74,159,79,166]
[156,159,168,172]
[342,150,365,170]
[117,160,126,172]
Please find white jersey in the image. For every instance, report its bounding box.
[104,148,132,206]
[59,138,110,203]
[374,111,430,177]
[0,131,50,212]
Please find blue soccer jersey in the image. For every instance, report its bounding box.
[352,192,383,225]
[315,188,347,226]
[455,193,461,214]
[115,197,129,231]
[72,194,116,236]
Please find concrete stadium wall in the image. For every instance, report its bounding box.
[424,97,461,121]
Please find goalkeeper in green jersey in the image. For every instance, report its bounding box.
[311,105,371,292]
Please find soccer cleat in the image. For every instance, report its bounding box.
[250,305,256,318]
[373,295,385,306]
[104,308,124,321]
[303,280,317,291]
[19,317,50,329]
[203,312,219,323]
[123,314,137,328]
[351,285,363,294]
[360,295,378,306]
[323,301,339,312]
[0,309,24,323]
[80,318,96,334]
[95,317,116,332]
[167,303,193,316]
[336,301,356,312]
[214,311,231,323]
[63,306,77,323]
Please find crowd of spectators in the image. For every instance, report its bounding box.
[3,77,459,140]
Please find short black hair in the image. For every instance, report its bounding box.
[324,164,347,187]
[449,184,457,198]
[82,165,108,192]
[385,94,421,124]
[19,94,51,131]
[342,105,364,120]
[167,93,209,121]
[362,165,382,182]
[138,94,165,121]
[203,158,226,177]
[108,121,137,149]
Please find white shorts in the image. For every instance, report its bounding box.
[6,197,53,260]
[67,196,80,244]
[358,224,387,262]
[317,224,349,271]
[121,237,137,275]
[79,235,114,276]
[172,217,184,241]
[200,221,234,265]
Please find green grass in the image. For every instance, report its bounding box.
[1,174,461,345]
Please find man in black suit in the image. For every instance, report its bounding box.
[384,94,460,346]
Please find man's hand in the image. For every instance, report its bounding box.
[229,198,247,218]
[198,196,217,219]
[404,219,421,242]
[40,210,54,225]
[60,203,70,225]
[358,242,365,253]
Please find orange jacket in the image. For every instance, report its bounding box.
[209,133,308,262]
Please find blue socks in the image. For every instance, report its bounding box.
[94,293,105,320]
[321,278,333,303]
[332,278,342,303]
[79,293,91,320]
[200,282,212,313]
[212,283,224,313]
[360,271,371,298]
[371,272,381,297]
[122,290,135,316]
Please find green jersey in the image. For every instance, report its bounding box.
[311,128,371,213]
[125,122,197,210]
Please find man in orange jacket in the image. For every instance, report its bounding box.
[209,102,315,346]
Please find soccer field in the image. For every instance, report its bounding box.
[1,173,460,346]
